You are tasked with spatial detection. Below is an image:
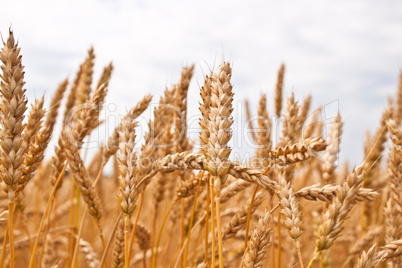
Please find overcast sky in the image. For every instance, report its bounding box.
[1,0,402,167]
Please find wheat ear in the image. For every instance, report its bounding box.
[79,239,100,268]
[275,174,304,268]
[18,98,49,194]
[298,95,312,126]
[103,94,152,163]
[45,79,68,134]
[383,120,402,267]
[63,63,82,123]
[355,240,402,268]
[295,184,379,203]
[244,99,256,142]
[308,165,364,268]
[242,209,272,268]
[342,226,382,267]
[117,118,138,268]
[274,63,285,118]
[76,47,95,104]
[205,62,234,268]
[322,114,343,183]
[395,71,402,124]
[64,140,104,230]
[255,94,272,168]
[0,29,28,268]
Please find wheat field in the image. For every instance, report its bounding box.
[0,29,401,268]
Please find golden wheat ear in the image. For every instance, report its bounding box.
[0,29,29,268]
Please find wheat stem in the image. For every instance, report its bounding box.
[29,163,67,268]
[204,177,210,264]
[99,213,122,268]
[153,199,178,268]
[124,215,130,268]
[8,202,15,268]
[245,185,259,250]
[277,212,282,268]
[307,250,320,268]
[128,192,144,261]
[37,200,54,268]
[71,207,86,268]
[215,187,224,268]
[183,171,204,267]
[296,240,305,268]
[1,222,8,268]
[209,178,216,268]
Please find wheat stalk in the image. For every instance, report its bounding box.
[242,209,272,268]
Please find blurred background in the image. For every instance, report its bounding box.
[1,0,402,168]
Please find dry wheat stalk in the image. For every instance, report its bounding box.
[363,105,393,187]
[395,71,402,125]
[223,190,266,241]
[322,114,343,183]
[176,174,208,198]
[143,138,326,195]
[303,106,322,139]
[63,63,82,124]
[17,101,51,194]
[274,64,285,118]
[280,93,301,147]
[76,47,95,105]
[136,86,175,182]
[173,65,194,153]
[255,94,272,167]
[79,239,99,268]
[73,83,108,141]
[135,223,151,251]
[268,137,327,167]
[345,226,382,263]
[197,190,266,265]
[375,240,402,265]
[275,173,304,267]
[278,93,302,185]
[387,119,402,157]
[205,62,234,180]
[356,240,402,268]
[51,82,108,189]
[295,184,379,203]
[45,79,68,134]
[64,142,103,225]
[0,31,28,267]
[0,29,28,201]
[308,165,364,267]
[383,131,402,267]
[199,74,213,156]
[96,62,113,92]
[117,118,138,216]
[242,209,272,268]
[0,210,8,224]
[112,219,125,268]
[143,151,278,191]
[245,99,256,142]
[219,179,251,204]
[384,147,402,242]
[275,175,302,240]
[41,235,67,268]
[298,95,311,127]
[103,94,152,163]
[22,97,46,154]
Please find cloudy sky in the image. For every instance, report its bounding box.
[1,0,402,167]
